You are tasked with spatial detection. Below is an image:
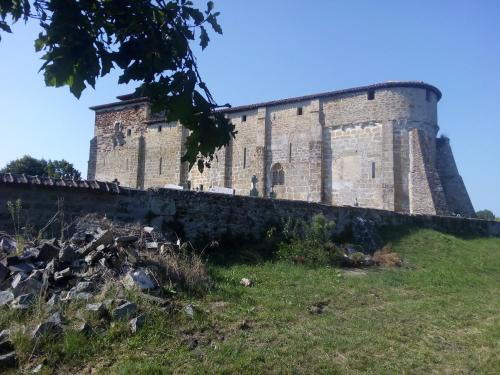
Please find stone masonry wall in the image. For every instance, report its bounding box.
[142,122,186,189]
[93,102,149,188]
[1,182,498,246]
[225,108,264,196]
[266,99,322,202]
[436,137,475,216]
[408,129,448,215]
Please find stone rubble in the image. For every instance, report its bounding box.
[0,216,180,370]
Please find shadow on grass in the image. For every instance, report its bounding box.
[205,237,278,267]
[379,222,490,245]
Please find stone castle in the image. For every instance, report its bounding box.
[87,81,475,217]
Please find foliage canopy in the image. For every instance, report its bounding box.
[475,209,496,221]
[1,154,81,179]
[0,0,235,171]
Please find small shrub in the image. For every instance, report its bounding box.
[350,252,366,266]
[277,214,337,267]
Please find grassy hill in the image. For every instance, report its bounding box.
[3,228,500,374]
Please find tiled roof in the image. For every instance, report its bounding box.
[91,81,442,114]
[0,173,123,194]
[89,97,148,111]
[221,81,442,114]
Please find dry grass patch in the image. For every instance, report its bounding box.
[144,243,212,295]
[373,246,402,267]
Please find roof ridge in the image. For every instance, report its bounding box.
[221,81,441,113]
[91,81,442,113]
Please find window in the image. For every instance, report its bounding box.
[367,90,375,100]
[127,129,131,136]
[297,107,303,115]
[289,143,292,162]
[371,162,376,179]
[200,184,204,191]
[242,115,247,122]
[158,125,162,132]
[243,147,247,169]
[272,163,285,186]
[425,89,431,102]
[159,157,163,175]
[126,158,129,171]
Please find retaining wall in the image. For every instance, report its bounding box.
[1,176,499,244]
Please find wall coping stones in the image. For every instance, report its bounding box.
[0,173,123,194]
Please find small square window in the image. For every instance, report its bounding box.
[242,115,247,122]
[127,129,131,136]
[367,90,375,100]
[297,107,303,115]
[425,89,431,102]
[158,125,162,132]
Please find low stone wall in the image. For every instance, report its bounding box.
[1,178,499,244]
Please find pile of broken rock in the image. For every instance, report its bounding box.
[0,217,175,370]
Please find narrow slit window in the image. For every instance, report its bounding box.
[367,90,375,100]
[425,89,431,102]
[371,162,376,179]
[242,115,247,122]
[297,107,303,115]
[158,125,162,132]
[289,143,292,162]
[159,157,162,175]
[126,158,129,171]
[243,147,247,169]
[127,129,131,136]
[200,184,204,191]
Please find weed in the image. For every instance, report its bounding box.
[145,243,211,295]
[6,198,22,236]
[277,214,337,267]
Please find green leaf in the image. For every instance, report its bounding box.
[199,26,209,50]
[207,14,222,34]
[0,20,12,34]
[206,1,214,13]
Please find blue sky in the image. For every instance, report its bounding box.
[0,0,499,215]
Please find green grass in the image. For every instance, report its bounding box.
[3,228,500,374]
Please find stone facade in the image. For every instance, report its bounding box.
[88,81,475,217]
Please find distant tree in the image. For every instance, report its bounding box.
[1,155,81,180]
[46,159,81,180]
[0,0,235,172]
[475,209,496,221]
[0,155,47,176]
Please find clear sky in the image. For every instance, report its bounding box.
[0,0,499,215]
